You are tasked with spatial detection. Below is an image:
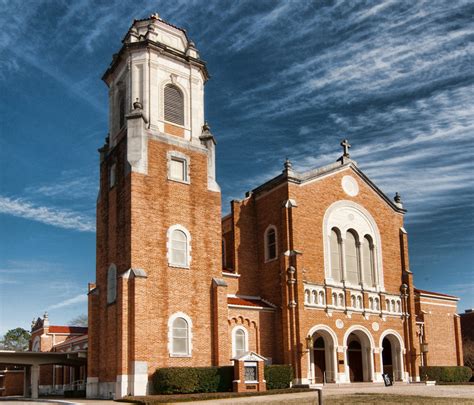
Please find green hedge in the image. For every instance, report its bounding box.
[264,365,293,390]
[153,366,233,394]
[420,366,472,382]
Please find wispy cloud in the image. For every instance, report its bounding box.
[0,196,95,232]
[47,294,87,310]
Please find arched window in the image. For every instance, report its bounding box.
[169,315,191,356]
[264,226,277,262]
[396,300,401,313]
[168,226,190,267]
[374,297,380,311]
[338,293,344,307]
[356,296,362,309]
[164,84,184,126]
[329,228,342,282]
[318,291,325,305]
[332,292,337,306]
[351,295,356,308]
[312,290,317,304]
[345,230,360,285]
[369,297,374,310]
[385,299,390,312]
[305,289,310,303]
[232,327,248,358]
[107,264,117,304]
[362,235,375,287]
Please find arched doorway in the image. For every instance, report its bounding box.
[344,328,374,383]
[347,335,363,382]
[382,337,393,379]
[308,326,338,384]
[313,336,326,383]
[380,332,404,381]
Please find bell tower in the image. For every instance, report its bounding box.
[88,14,222,399]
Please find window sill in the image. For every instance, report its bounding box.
[168,263,190,269]
[168,176,191,185]
[264,257,278,264]
[169,354,192,358]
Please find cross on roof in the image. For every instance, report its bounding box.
[340,139,351,157]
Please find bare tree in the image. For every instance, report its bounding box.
[69,314,88,327]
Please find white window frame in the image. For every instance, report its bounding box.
[167,151,190,184]
[232,325,249,359]
[107,264,117,304]
[168,312,193,357]
[264,225,278,262]
[167,224,192,268]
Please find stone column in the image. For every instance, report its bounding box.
[31,364,40,399]
[454,315,463,366]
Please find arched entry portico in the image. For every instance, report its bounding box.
[307,325,338,384]
[343,326,375,383]
[379,330,405,382]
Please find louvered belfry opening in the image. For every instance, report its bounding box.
[164,84,184,126]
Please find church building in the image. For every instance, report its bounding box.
[86,14,464,399]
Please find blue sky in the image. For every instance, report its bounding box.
[0,1,473,335]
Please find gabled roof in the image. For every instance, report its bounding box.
[249,158,405,214]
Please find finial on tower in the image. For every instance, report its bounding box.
[284,157,293,171]
[150,13,160,20]
[341,139,351,158]
[133,98,143,110]
[394,192,403,208]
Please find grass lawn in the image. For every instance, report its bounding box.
[118,391,474,404]
[326,393,474,405]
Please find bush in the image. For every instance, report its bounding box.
[153,366,233,394]
[264,364,293,390]
[420,366,472,382]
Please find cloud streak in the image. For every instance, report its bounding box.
[0,196,95,232]
[47,294,88,310]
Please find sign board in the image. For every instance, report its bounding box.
[382,373,393,386]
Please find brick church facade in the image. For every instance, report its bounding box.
[86,14,463,399]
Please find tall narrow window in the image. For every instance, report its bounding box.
[330,228,342,282]
[345,230,360,284]
[109,163,117,189]
[264,226,277,261]
[164,84,184,125]
[118,89,126,129]
[170,229,188,267]
[107,264,117,304]
[171,317,189,355]
[233,327,247,358]
[362,235,375,287]
[222,238,227,269]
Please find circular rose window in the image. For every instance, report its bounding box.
[341,175,359,197]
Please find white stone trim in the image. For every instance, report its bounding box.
[303,284,326,308]
[167,312,193,357]
[323,200,384,290]
[232,325,249,358]
[166,224,192,268]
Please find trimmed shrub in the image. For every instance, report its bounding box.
[420,366,472,383]
[153,366,233,394]
[264,364,293,390]
[153,367,198,394]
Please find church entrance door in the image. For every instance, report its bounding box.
[347,337,363,382]
[313,336,326,383]
[382,337,393,380]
